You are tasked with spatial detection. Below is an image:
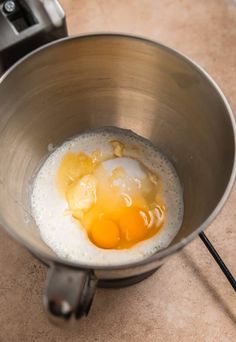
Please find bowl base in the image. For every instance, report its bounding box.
[98,267,159,288]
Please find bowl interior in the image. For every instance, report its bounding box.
[0,35,235,267]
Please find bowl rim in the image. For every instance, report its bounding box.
[0,33,235,271]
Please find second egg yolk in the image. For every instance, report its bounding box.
[119,207,149,244]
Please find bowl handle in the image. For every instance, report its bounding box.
[44,263,97,323]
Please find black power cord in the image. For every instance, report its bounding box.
[199,232,236,292]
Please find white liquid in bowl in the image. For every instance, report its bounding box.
[31,127,184,266]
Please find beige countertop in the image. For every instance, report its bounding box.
[0,1,236,341]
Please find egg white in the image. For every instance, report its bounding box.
[31,128,184,266]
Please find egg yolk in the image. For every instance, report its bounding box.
[57,148,165,250]
[119,207,148,243]
[90,218,120,249]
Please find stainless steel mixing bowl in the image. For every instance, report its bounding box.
[0,34,235,322]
